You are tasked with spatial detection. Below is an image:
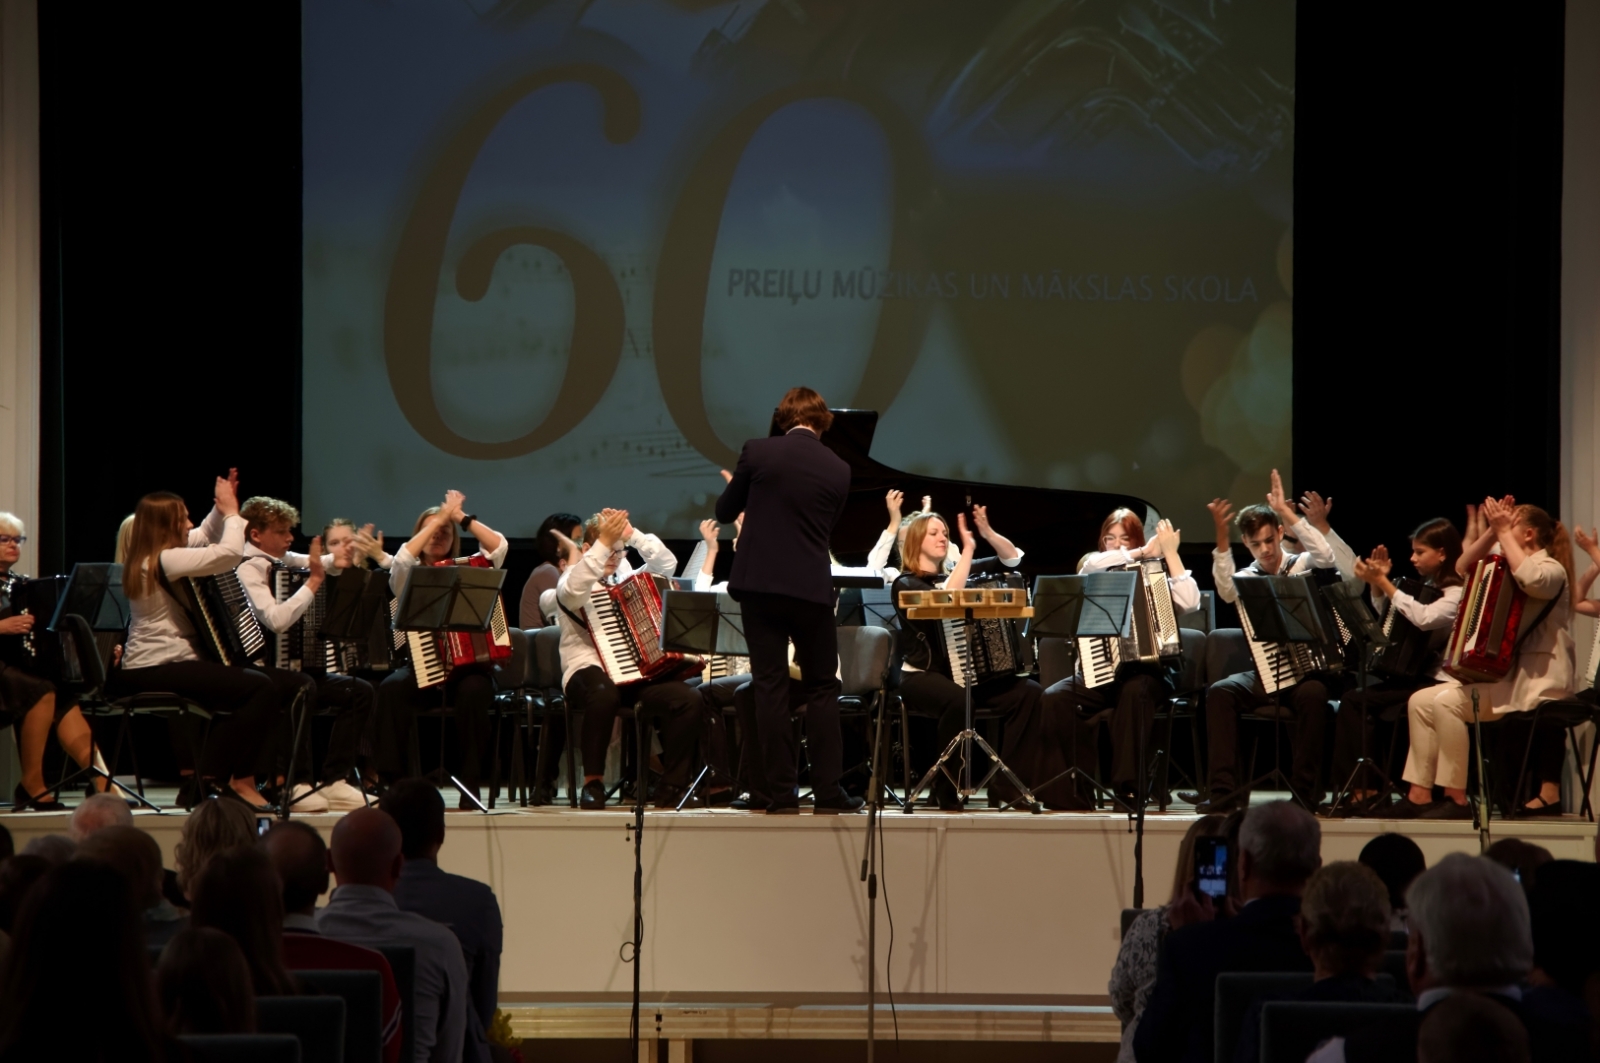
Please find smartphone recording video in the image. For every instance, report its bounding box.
[1193,837,1229,901]
[256,816,273,837]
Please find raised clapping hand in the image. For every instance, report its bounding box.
[551,528,581,569]
[1266,469,1298,523]
[885,489,904,527]
[1574,525,1600,563]
[1297,490,1333,533]
[955,512,977,555]
[1153,518,1181,556]
[1464,503,1484,542]
[971,504,995,541]
[1354,545,1392,585]
[1482,495,1516,532]
[719,469,732,484]
[215,471,240,518]
[307,537,325,585]
[596,508,633,551]
[1208,498,1234,548]
[699,518,719,544]
[441,490,467,523]
[354,524,385,560]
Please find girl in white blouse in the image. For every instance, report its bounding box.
[375,491,508,804]
[113,473,282,808]
[1396,499,1576,819]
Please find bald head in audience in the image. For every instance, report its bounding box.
[69,793,133,841]
[328,809,404,891]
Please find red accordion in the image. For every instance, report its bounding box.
[407,555,514,689]
[1443,554,1527,683]
[583,571,698,685]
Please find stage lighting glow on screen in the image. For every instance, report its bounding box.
[301,0,1295,540]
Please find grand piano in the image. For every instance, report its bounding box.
[808,409,1158,576]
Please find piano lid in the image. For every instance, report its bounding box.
[787,409,1158,577]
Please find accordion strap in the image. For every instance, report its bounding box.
[1512,578,1566,656]
[153,563,220,663]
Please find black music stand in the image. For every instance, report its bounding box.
[1233,577,1326,806]
[393,567,506,811]
[661,589,748,809]
[1321,580,1395,813]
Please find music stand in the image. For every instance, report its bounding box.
[661,589,747,808]
[1233,577,1323,804]
[393,566,506,810]
[899,586,1042,814]
[48,562,129,632]
[1321,580,1395,813]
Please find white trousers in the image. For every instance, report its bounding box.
[1403,679,1527,790]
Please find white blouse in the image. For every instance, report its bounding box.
[122,508,246,670]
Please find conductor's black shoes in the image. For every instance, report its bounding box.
[578,781,608,811]
[813,793,865,814]
[766,796,801,814]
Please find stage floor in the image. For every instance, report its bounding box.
[8,788,1596,1014]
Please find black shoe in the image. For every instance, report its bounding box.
[11,784,65,813]
[578,781,608,811]
[1386,798,1435,820]
[729,793,769,811]
[704,789,736,807]
[1176,791,1203,805]
[1518,796,1564,818]
[1419,799,1472,820]
[1194,791,1247,814]
[766,796,801,815]
[813,793,865,815]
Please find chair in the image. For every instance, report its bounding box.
[370,944,415,1063]
[526,626,576,806]
[256,996,345,1063]
[292,969,384,1063]
[1206,628,1299,796]
[835,626,894,800]
[1213,972,1401,1063]
[1152,627,1208,809]
[1493,692,1600,819]
[485,627,531,808]
[1258,1001,1414,1063]
[179,1034,302,1063]
[1178,589,1217,633]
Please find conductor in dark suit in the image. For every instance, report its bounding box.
[715,387,861,814]
[1134,801,1320,1063]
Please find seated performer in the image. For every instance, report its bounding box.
[551,509,703,810]
[112,473,285,808]
[1043,508,1199,807]
[323,518,393,571]
[892,507,1046,811]
[1329,518,1463,813]
[235,497,373,812]
[0,513,108,810]
[376,491,508,807]
[519,512,583,629]
[1198,470,1338,812]
[1395,498,1575,819]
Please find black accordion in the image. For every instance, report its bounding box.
[1370,578,1446,680]
[940,571,1029,687]
[183,571,267,666]
[272,566,339,673]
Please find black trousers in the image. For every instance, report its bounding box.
[1331,676,1435,792]
[740,592,843,801]
[375,665,496,787]
[113,661,284,780]
[1206,670,1329,801]
[1043,671,1167,795]
[566,665,701,793]
[694,674,745,791]
[898,670,1043,802]
[273,672,374,783]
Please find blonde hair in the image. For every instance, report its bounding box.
[413,506,459,562]
[173,798,258,896]
[114,514,135,565]
[123,493,190,600]
[239,497,300,538]
[321,517,357,542]
[0,511,23,537]
[1299,861,1392,977]
[901,513,952,578]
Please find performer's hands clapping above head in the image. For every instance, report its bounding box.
[1266,469,1299,525]
[214,470,240,518]
[885,490,904,529]
[1297,490,1333,533]
[955,512,977,556]
[595,508,633,551]
[1207,498,1234,551]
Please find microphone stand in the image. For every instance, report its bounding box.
[860,687,887,1063]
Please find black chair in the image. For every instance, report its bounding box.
[1152,627,1209,809]
[292,969,384,1063]
[1178,589,1218,634]
[525,625,576,806]
[1259,1001,1413,1063]
[179,1034,302,1063]
[1205,628,1301,798]
[256,996,345,1063]
[835,625,895,800]
[370,944,415,1063]
[1213,972,1401,1063]
[1495,692,1600,819]
[1034,635,1116,808]
[486,627,531,808]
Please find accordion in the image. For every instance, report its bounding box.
[272,566,338,673]
[941,572,1029,688]
[185,570,268,666]
[0,573,68,678]
[583,571,698,686]
[1444,554,1527,683]
[1370,578,1447,680]
[402,555,513,689]
[1077,559,1184,689]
